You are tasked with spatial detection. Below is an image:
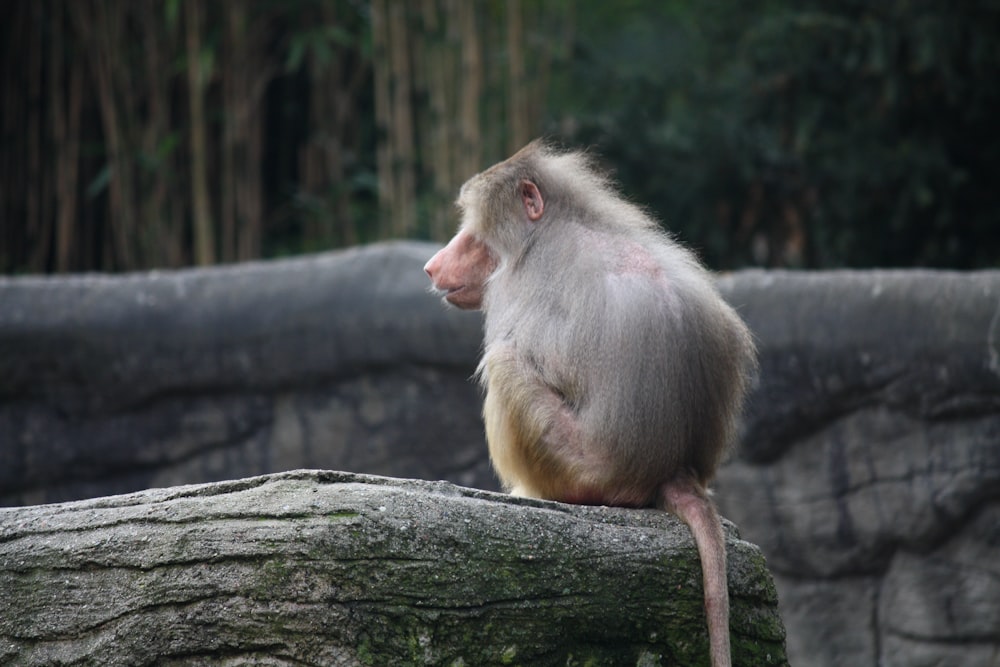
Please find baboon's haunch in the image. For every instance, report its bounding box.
[425,141,757,667]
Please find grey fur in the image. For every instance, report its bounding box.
[471,141,757,498]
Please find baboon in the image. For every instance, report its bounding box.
[425,141,757,667]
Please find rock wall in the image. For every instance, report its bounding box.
[715,270,1000,667]
[0,242,490,506]
[2,242,998,666]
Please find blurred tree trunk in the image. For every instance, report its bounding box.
[52,8,83,273]
[299,1,370,248]
[457,2,482,191]
[185,0,215,266]
[220,6,241,265]
[506,0,529,154]
[372,0,394,238]
[375,0,481,242]
[389,3,417,239]
[140,0,183,268]
[371,0,555,243]
[3,0,560,272]
[0,6,25,270]
[27,2,50,270]
[70,1,140,270]
[374,0,418,239]
[67,0,191,271]
[221,3,272,263]
[418,0,457,240]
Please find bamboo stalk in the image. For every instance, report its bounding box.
[185,0,216,266]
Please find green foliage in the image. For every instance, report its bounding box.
[5,0,996,272]
[286,25,357,72]
[550,0,1000,269]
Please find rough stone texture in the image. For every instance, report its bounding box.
[0,242,491,506]
[2,244,999,667]
[0,470,787,666]
[715,270,1000,667]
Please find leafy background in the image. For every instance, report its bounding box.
[3,0,998,273]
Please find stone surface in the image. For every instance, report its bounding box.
[715,269,1000,667]
[0,242,490,506]
[0,470,787,666]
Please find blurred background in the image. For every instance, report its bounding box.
[4,6,1000,663]
[2,0,999,276]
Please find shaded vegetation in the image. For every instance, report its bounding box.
[2,0,998,273]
